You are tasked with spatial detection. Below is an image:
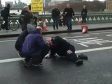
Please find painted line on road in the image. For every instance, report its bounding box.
[0,40,16,43]
[0,46,112,64]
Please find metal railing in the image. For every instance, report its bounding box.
[0,13,112,30]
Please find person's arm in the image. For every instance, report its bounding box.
[72,8,75,16]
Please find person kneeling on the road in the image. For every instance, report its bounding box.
[46,36,88,66]
[15,24,49,67]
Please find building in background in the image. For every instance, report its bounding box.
[106,0,112,11]
[5,1,13,7]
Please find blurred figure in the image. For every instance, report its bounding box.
[51,6,60,30]
[38,18,48,32]
[63,4,74,31]
[81,5,88,24]
[1,4,10,30]
[19,6,33,31]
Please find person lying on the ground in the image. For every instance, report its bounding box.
[45,36,88,66]
[15,24,49,67]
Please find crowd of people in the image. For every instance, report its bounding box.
[0,3,88,68]
[0,3,87,32]
[15,4,88,68]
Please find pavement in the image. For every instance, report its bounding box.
[0,30,112,84]
[0,23,112,38]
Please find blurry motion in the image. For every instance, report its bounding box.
[46,36,88,66]
[33,16,38,27]
[81,5,88,24]
[51,6,60,30]
[15,24,49,67]
[81,24,88,34]
[63,4,75,31]
[37,18,48,32]
[19,5,33,31]
[59,14,66,27]
[1,4,10,30]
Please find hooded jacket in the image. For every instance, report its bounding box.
[21,28,46,56]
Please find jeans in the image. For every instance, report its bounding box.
[52,17,59,30]
[65,17,72,31]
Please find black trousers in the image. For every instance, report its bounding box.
[3,17,9,30]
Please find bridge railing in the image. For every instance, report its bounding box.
[0,13,112,30]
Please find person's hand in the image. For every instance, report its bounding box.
[67,50,72,54]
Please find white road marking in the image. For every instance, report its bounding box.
[0,46,112,64]
[0,40,16,43]
[106,34,112,37]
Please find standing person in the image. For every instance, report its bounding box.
[63,4,75,31]
[51,6,60,30]
[1,4,10,30]
[81,5,88,24]
[19,6,33,31]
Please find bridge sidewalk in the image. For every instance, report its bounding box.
[0,23,112,38]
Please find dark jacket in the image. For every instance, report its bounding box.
[52,8,60,18]
[81,8,87,17]
[19,10,33,24]
[1,7,10,18]
[51,36,75,56]
[21,30,46,56]
[63,8,74,18]
[15,30,28,52]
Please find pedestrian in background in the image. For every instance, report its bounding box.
[51,6,60,30]
[1,4,10,30]
[81,5,88,24]
[19,5,33,31]
[63,4,75,31]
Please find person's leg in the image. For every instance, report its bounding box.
[65,17,69,30]
[31,45,49,64]
[4,18,9,30]
[67,17,72,31]
[55,18,59,29]
[53,18,56,30]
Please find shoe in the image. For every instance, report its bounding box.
[24,60,32,68]
[78,54,88,60]
[75,59,83,66]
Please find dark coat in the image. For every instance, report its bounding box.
[51,36,75,56]
[52,8,60,18]
[21,30,46,56]
[63,8,75,18]
[15,30,28,52]
[19,10,33,24]
[81,8,87,18]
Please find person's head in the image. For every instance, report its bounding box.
[23,6,29,11]
[27,24,42,34]
[66,4,70,8]
[6,4,10,9]
[28,4,31,10]
[44,37,53,47]
[83,5,86,9]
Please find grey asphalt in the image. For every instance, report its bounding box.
[0,23,112,37]
[0,30,112,84]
